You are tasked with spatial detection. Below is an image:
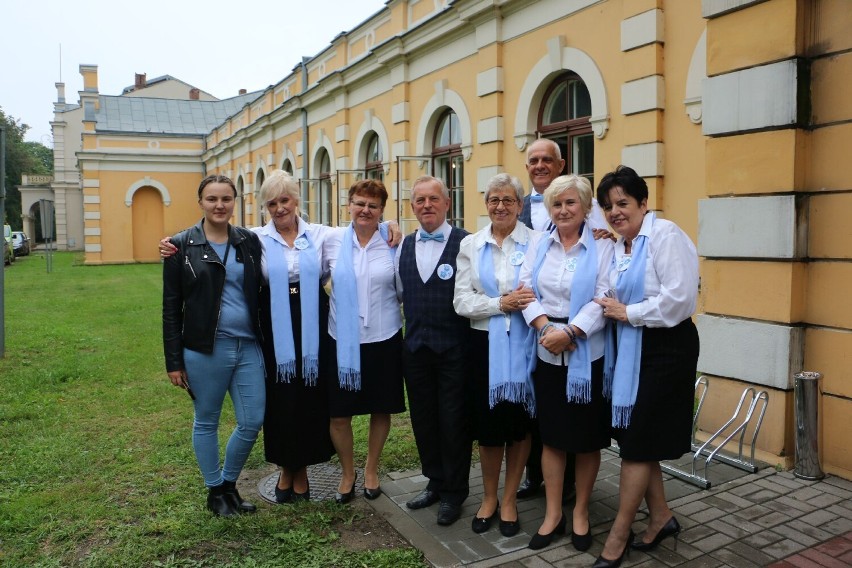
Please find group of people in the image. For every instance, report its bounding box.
[162,138,699,568]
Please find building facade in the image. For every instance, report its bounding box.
[52,0,852,478]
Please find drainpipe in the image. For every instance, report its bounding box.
[300,57,310,205]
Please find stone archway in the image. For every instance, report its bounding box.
[131,187,164,262]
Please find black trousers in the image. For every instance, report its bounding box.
[403,343,472,506]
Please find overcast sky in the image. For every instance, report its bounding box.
[1,0,386,145]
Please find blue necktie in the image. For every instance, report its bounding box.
[419,230,445,242]
[530,193,544,203]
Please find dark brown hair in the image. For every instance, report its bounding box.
[197,174,237,200]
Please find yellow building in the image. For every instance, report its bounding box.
[53,0,852,478]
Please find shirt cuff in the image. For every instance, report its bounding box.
[570,313,595,336]
[626,303,643,327]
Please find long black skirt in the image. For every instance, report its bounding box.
[532,356,610,453]
[261,282,335,470]
[470,330,533,447]
[613,318,700,462]
[327,330,406,417]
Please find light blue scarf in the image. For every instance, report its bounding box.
[478,230,535,416]
[530,222,597,403]
[333,223,392,391]
[603,212,653,428]
[262,228,320,386]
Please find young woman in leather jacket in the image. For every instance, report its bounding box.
[162,174,265,517]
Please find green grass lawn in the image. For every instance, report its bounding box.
[0,253,423,567]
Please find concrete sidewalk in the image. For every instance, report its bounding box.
[363,448,852,567]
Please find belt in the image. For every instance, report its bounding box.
[548,316,569,323]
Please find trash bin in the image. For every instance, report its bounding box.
[793,371,825,480]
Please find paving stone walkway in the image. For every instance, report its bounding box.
[359,448,852,567]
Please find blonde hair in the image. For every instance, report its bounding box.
[260,170,300,205]
[543,174,593,216]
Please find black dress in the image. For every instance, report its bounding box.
[326,330,406,417]
[613,318,700,462]
[469,330,533,447]
[532,356,610,453]
[261,282,335,470]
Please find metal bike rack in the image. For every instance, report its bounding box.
[658,376,769,489]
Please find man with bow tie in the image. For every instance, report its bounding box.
[395,175,472,526]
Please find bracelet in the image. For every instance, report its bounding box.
[540,322,555,334]
[563,325,577,342]
[499,294,508,313]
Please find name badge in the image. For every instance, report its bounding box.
[509,251,525,266]
[564,258,577,272]
[437,263,454,280]
[294,237,309,250]
[616,256,632,272]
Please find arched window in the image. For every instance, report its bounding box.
[282,159,293,175]
[538,72,594,186]
[365,132,383,181]
[316,149,332,225]
[237,176,246,227]
[432,109,463,228]
[254,169,265,226]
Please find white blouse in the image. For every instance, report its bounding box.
[253,218,338,285]
[453,222,536,332]
[611,213,698,328]
[326,229,403,344]
[519,228,614,365]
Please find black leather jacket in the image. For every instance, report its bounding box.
[162,220,264,372]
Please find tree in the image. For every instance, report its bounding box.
[1,107,53,231]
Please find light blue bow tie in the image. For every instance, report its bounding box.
[419,230,445,242]
[530,193,544,203]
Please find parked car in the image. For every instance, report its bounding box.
[11,231,30,256]
[3,225,14,266]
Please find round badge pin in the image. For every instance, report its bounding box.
[437,263,454,280]
[617,256,632,272]
[294,237,309,250]
[565,258,578,272]
[509,250,525,266]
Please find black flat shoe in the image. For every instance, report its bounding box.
[274,485,293,504]
[528,514,566,550]
[363,486,382,500]
[571,529,592,552]
[592,530,634,568]
[221,480,256,513]
[207,485,238,517]
[631,516,680,551]
[471,505,499,534]
[437,501,462,526]
[292,488,311,502]
[516,478,542,500]
[499,517,520,537]
[406,488,439,509]
[335,481,356,504]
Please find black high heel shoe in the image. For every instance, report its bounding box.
[631,516,680,551]
[335,480,357,504]
[528,514,567,550]
[571,528,592,552]
[592,530,634,568]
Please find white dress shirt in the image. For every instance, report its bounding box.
[611,214,699,328]
[326,228,402,344]
[253,218,338,284]
[453,222,536,332]
[530,190,608,232]
[394,220,453,295]
[519,228,614,365]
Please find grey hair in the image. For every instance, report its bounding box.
[543,174,593,215]
[525,138,562,162]
[484,173,524,203]
[411,175,449,199]
[260,170,301,205]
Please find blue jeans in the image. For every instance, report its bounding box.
[184,337,265,487]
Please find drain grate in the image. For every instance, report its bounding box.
[256,462,364,504]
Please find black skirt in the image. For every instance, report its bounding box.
[613,318,700,462]
[469,330,533,447]
[532,356,610,453]
[327,329,406,417]
[261,281,335,470]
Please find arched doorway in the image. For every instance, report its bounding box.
[131,187,164,262]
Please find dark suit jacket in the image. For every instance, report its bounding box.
[520,193,534,229]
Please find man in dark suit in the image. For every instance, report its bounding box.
[396,175,472,526]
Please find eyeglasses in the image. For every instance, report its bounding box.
[351,200,382,211]
[486,197,518,207]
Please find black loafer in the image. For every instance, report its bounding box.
[363,486,382,500]
[437,501,462,526]
[516,478,542,499]
[499,518,521,537]
[471,506,498,533]
[406,488,439,509]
